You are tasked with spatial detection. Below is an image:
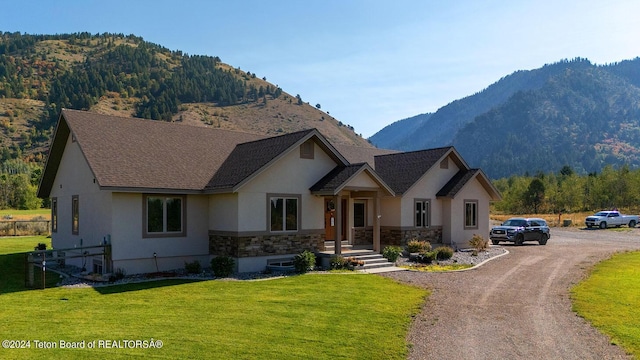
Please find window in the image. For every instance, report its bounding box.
[353,201,366,228]
[465,200,478,229]
[51,198,58,233]
[270,195,299,232]
[415,199,430,227]
[300,139,314,159]
[144,195,186,237]
[71,195,79,235]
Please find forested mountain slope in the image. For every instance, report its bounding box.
[0,32,369,165]
[370,58,640,178]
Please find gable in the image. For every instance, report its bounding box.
[206,129,348,193]
[374,147,455,194]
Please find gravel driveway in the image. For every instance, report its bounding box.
[383,228,640,359]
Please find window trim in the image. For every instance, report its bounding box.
[268,193,301,233]
[464,200,478,230]
[51,197,58,233]
[414,199,431,228]
[353,200,366,228]
[143,194,187,238]
[71,195,79,235]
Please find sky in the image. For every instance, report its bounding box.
[2,0,640,137]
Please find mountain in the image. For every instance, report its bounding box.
[370,57,640,178]
[368,112,432,149]
[0,32,371,165]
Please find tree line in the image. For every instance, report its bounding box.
[493,165,640,214]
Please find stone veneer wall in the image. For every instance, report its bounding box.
[352,227,373,246]
[380,226,443,248]
[209,231,324,258]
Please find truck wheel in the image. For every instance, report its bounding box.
[515,234,524,245]
[599,222,607,229]
[629,220,637,228]
[539,234,548,245]
[491,240,500,245]
[586,225,592,229]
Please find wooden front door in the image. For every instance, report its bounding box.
[325,199,336,241]
[324,198,347,242]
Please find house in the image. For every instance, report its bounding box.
[37,109,501,274]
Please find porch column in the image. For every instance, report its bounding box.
[373,192,381,252]
[334,194,342,255]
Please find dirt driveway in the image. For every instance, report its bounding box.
[383,228,640,359]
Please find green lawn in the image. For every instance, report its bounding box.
[572,251,640,357]
[0,237,427,359]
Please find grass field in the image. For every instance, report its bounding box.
[571,251,640,357]
[0,209,50,221]
[0,237,427,359]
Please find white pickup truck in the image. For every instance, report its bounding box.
[585,211,639,229]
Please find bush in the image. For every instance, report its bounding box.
[330,255,349,270]
[406,239,431,253]
[417,251,436,264]
[469,234,489,253]
[211,256,235,277]
[293,250,316,273]
[109,268,127,282]
[433,246,454,260]
[184,260,202,274]
[382,246,403,263]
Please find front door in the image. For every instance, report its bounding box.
[325,199,335,241]
[324,198,347,242]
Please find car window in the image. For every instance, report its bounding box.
[539,220,547,226]
[529,220,540,226]
[503,219,526,226]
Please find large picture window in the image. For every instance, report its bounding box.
[270,195,299,232]
[144,195,186,237]
[465,200,478,229]
[71,195,79,235]
[415,199,430,227]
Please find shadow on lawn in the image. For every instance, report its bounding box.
[92,278,204,295]
[0,253,60,295]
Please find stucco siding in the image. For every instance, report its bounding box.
[209,193,239,231]
[110,193,209,274]
[49,135,111,268]
[400,157,460,227]
[238,142,336,232]
[380,196,401,226]
[447,178,492,248]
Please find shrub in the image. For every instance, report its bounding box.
[468,234,489,253]
[34,243,47,251]
[211,256,235,277]
[330,255,349,270]
[109,268,127,282]
[406,239,431,253]
[417,251,436,264]
[382,246,403,263]
[293,250,316,273]
[184,260,202,274]
[433,246,454,260]
[346,257,365,268]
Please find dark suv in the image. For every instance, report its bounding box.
[489,217,550,245]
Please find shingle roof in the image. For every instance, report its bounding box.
[374,147,452,194]
[332,144,397,168]
[310,163,369,194]
[38,109,264,196]
[205,129,316,191]
[436,169,480,198]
